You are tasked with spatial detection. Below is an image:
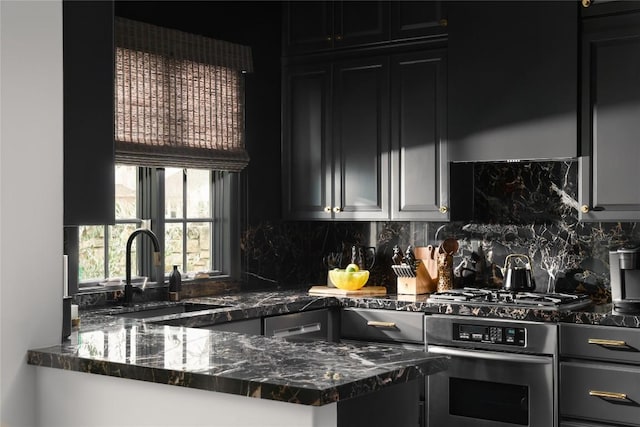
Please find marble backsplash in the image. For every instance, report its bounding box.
[241,161,640,303]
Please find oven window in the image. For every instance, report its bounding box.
[450,378,529,425]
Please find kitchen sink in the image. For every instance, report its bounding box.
[112,303,229,319]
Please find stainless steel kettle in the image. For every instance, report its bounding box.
[501,254,536,292]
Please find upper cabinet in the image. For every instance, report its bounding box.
[282,55,391,220]
[390,49,449,220]
[447,1,578,162]
[63,0,115,225]
[390,1,448,41]
[283,1,388,55]
[283,1,447,56]
[578,6,640,221]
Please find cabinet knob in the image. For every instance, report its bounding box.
[326,36,332,42]
[335,34,343,41]
[580,205,590,213]
[439,18,448,27]
[581,0,591,7]
[332,206,342,213]
[439,206,448,214]
[324,206,331,213]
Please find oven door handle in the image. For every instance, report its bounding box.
[428,345,553,364]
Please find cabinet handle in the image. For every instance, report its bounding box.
[581,0,591,7]
[324,206,332,213]
[439,206,448,214]
[589,390,628,401]
[333,206,341,213]
[367,320,396,328]
[580,205,590,213]
[588,338,628,348]
[439,18,448,27]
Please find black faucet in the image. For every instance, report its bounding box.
[124,228,161,305]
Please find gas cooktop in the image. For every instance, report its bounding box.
[427,287,592,310]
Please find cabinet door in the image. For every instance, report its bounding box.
[283,1,388,55]
[390,0,448,41]
[448,1,578,162]
[283,1,333,55]
[333,1,389,49]
[63,0,115,226]
[390,49,448,220]
[579,11,640,221]
[332,56,390,220]
[282,63,333,220]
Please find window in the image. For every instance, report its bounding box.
[77,165,238,287]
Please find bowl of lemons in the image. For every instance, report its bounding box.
[329,264,370,291]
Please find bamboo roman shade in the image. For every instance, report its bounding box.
[114,17,253,171]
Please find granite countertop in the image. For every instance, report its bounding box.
[27,288,639,407]
[27,291,448,406]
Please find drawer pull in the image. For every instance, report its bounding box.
[367,321,396,328]
[589,390,628,401]
[588,338,628,348]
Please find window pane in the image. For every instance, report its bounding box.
[109,223,139,278]
[165,223,183,273]
[165,168,183,219]
[79,225,105,282]
[115,165,138,220]
[187,169,210,218]
[187,222,211,273]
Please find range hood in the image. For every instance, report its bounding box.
[449,159,578,225]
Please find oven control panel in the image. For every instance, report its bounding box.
[453,323,526,346]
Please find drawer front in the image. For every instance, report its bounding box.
[561,361,640,426]
[560,324,640,364]
[264,309,332,342]
[340,308,424,344]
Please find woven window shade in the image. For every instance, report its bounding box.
[114,17,253,171]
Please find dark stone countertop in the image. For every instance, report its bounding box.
[27,288,639,408]
[27,290,448,407]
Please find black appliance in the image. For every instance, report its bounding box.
[610,246,640,313]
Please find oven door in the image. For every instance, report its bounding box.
[427,345,554,427]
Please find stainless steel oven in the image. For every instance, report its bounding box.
[426,315,557,427]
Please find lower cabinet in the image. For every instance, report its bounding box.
[340,308,426,427]
[560,324,640,427]
[341,307,425,346]
[264,308,339,342]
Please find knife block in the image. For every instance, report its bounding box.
[396,261,437,295]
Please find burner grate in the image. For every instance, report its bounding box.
[427,287,591,309]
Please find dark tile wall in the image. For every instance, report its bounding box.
[242,161,640,303]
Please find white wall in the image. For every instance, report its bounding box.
[0,1,64,426]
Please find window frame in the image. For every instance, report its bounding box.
[70,166,240,293]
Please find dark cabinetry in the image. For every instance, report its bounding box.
[264,308,339,342]
[283,1,447,55]
[390,49,448,220]
[578,9,640,221]
[282,55,390,220]
[283,1,388,55]
[560,324,640,427]
[63,1,115,225]
[448,1,578,162]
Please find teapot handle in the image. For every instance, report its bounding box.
[504,254,533,271]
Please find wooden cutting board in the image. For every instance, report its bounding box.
[308,286,387,296]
